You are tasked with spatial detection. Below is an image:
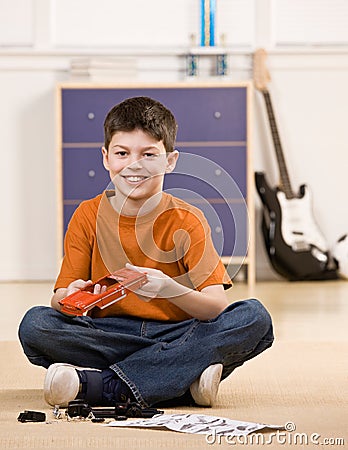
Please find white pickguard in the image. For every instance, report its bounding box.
[277,186,328,253]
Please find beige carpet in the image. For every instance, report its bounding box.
[1,340,346,449]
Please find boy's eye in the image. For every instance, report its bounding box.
[114,151,128,157]
[143,153,158,158]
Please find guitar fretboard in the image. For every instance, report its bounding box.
[263,90,295,199]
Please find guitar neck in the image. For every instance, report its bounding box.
[262,90,295,199]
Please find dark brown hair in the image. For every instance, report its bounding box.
[104,96,178,152]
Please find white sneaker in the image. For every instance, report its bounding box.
[43,363,100,407]
[190,363,223,407]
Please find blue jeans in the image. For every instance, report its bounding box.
[18,299,274,407]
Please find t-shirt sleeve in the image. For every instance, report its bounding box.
[54,204,94,291]
[181,209,232,291]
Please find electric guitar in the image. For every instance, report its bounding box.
[253,49,337,280]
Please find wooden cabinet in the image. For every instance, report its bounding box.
[57,82,254,284]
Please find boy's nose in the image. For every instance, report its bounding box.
[128,156,143,170]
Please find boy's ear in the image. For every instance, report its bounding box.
[101,147,110,170]
[165,149,179,173]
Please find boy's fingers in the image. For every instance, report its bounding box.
[126,263,143,273]
[93,283,101,294]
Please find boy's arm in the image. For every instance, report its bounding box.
[126,264,229,320]
[167,284,229,320]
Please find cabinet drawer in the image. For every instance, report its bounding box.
[63,204,79,235]
[63,200,247,257]
[212,202,248,257]
[164,146,247,198]
[172,199,248,257]
[63,147,110,200]
[63,146,247,200]
[172,88,247,142]
[62,87,247,143]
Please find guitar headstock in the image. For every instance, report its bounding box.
[253,48,271,92]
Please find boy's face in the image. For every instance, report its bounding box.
[102,129,178,211]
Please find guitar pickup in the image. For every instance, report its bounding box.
[292,241,310,252]
[59,268,148,316]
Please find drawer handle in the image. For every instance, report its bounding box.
[87,112,95,120]
[88,170,96,178]
[214,111,221,119]
[215,169,222,176]
[215,226,222,233]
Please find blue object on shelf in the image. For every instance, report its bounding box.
[201,0,216,47]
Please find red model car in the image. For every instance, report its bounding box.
[59,268,147,316]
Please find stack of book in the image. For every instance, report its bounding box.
[70,57,137,81]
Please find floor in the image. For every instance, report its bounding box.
[2,278,348,342]
[0,279,347,449]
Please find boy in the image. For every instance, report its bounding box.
[19,96,273,408]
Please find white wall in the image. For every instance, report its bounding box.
[0,0,348,281]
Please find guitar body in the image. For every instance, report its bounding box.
[276,185,328,253]
[255,172,337,280]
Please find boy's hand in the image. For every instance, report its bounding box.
[125,263,192,301]
[56,279,106,317]
[52,279,107,314]
[65,279,93,297]
[66,279,107,297]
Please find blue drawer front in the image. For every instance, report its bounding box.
[209,202,248,257]
[62,87,247,143]
[64,200,247,257]
[164,146,246,198]
[63,204,79,234]
[162,191,248,257]
[63,147,246,200]
[63,147,110,200]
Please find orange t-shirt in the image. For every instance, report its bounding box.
[55,191,232,321]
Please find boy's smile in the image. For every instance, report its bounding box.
[102,129,178,215]
[122,175,148,184]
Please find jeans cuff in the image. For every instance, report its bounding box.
[109,363,148,407]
